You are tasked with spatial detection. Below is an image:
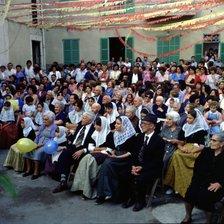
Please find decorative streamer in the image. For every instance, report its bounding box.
[115,27,224,58]
[2,0,12,24]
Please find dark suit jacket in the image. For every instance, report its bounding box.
[132,132,165,180]
[68,121,95,150]
[128,73,143,84]
[96,95,105,115]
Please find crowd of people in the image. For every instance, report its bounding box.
[1,51,224,222]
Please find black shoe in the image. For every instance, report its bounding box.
[82,194,89,200]
[31,174,39,180]
[22,171,32,177]
[52,181,68,193]
[180,218,192,224]
[133,202,146,212]
[122,198,135,208]
[95,196,105,205]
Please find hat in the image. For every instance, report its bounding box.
[142,113,157,124]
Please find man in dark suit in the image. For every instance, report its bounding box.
[128,66,143,84]
[52,112,95,193]
[94,85,104,115]
[122,113,165,211]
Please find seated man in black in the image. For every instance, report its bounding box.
[52,112,95,193]
[122,113,165,211]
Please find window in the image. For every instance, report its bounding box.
[157,36,180,63]
[63,39,80,65]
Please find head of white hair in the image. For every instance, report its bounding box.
[166,111,180,123]
[43,111,55,123]
[83,111,95,122]
[126,105,136,115]
[156,96,164,102]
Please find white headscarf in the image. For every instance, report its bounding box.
[114,116,136,147]
[54,126,67,145]
[23,117,36,137]
[91,116,110,147]
[0,103,15,122]
[183,108,209,138]
[106,102,119,124]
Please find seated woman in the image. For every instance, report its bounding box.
[181,133,224,223]
[160,111,181,175]
[23,111,57,180]
[4,117,36,172]
[96,116,136,205]
[104,102,119,130]
[71,116,113,199]
[45,126,67,178]
[54,102,67,126]
[164,109,208,198]
[0,101,18,149]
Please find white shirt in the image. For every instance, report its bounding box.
[132,73,139,84]
[72,123,92,146]
[144,131,154,145]
[136,105,143,119]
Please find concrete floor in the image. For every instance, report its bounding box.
[0,149,206,224]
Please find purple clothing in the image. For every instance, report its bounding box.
[34,123,57,144]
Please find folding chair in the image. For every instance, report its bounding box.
[146,178,160,208]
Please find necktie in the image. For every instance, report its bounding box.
[75,126,86,148]
[138,136,149,163]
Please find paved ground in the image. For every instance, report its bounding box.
[0,149,206,224]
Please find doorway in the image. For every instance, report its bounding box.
[109,37,125,62]
[32,40,41,65]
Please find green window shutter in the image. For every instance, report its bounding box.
[126,0,134,13]
[157,36,180,63]
[157,36,169,63]
[169,36,180,64]
[100,38,109,65]
[125,37,133,64]
[194,44,203,63]
[220,43,224,63]
[63,39,79,65]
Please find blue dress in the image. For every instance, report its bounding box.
[208,111,221,135]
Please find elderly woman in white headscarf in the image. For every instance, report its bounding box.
[96,116,136,205]
[71,116,113,199]
[23,111,57,180]
[0,101,18,149]
[4,117,36,172]
[164,109,209,198]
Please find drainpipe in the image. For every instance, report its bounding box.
[40,0,46,71]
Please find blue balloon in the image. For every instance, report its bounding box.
[44,140,58,154]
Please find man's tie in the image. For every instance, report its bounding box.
[75,126,86,148]
[138,136,149,163]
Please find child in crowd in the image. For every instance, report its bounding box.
[204,101,222,136]
[45,126,67,179]
[22,96,35,119]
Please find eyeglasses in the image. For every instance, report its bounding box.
[211,139,219,142]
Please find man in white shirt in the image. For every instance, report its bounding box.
[24,60,34,82]
[5,62,16,77]
[123,57,132,70]
[0,65,10,81]
[74,62,87,83]
[122,113,165,212]
[52,112,95,193]
[133,96,144,119]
